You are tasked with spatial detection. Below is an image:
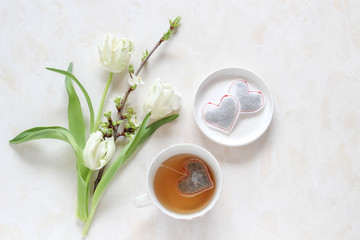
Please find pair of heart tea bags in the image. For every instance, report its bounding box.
[202,79,265,133]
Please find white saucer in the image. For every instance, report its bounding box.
[193,68,273,147]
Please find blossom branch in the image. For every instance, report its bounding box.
[134,16,181,76]
[114,16,181,139]
[93,16,181,192]
[135,41,161,76]
[117,88,132,124]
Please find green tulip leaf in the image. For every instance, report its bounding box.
[125,113,179,158]
[9,126,79,153]
[46,66,95,134]
[60,64,91,220]
[62,63,86,149]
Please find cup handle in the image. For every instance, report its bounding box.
[133,193,152,208]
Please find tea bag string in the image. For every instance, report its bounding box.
[154,160,187,176]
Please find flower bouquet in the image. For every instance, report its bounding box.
[9,16,182,236]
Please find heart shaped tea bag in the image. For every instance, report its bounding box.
[202,95,240,133]
[177,158,214,197]
[229,79,265,113]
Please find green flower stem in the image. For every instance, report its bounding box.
[82,142,131,236]
[92,72,113,133]
[84,169,93,213]
[76,174,88,220]
[75,153,91,221]
[76,163,93,222]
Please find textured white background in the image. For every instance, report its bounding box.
[1,0,360,239]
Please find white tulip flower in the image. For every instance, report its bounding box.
[83,131,115,170]
[98,33,134,73]
[143,78,181,119]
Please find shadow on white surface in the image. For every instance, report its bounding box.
[194,115,276,165]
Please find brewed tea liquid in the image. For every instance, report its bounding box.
[154,154,215,214]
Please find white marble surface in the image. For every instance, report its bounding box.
[1,0,360,239]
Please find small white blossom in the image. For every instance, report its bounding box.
[128,75,144,87]
[83,131,115,170]
[130,115,140,127]
[143,78,181,119]
[98,33,134,73]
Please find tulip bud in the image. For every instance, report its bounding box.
[143,78,181,119]
[98,33,134,73]
[83,131,115,170]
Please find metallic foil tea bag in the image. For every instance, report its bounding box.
[177,158,214,197]
[229,79,265,113]
[202,95,240,133]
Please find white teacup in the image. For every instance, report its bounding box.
[133,143,222,220]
